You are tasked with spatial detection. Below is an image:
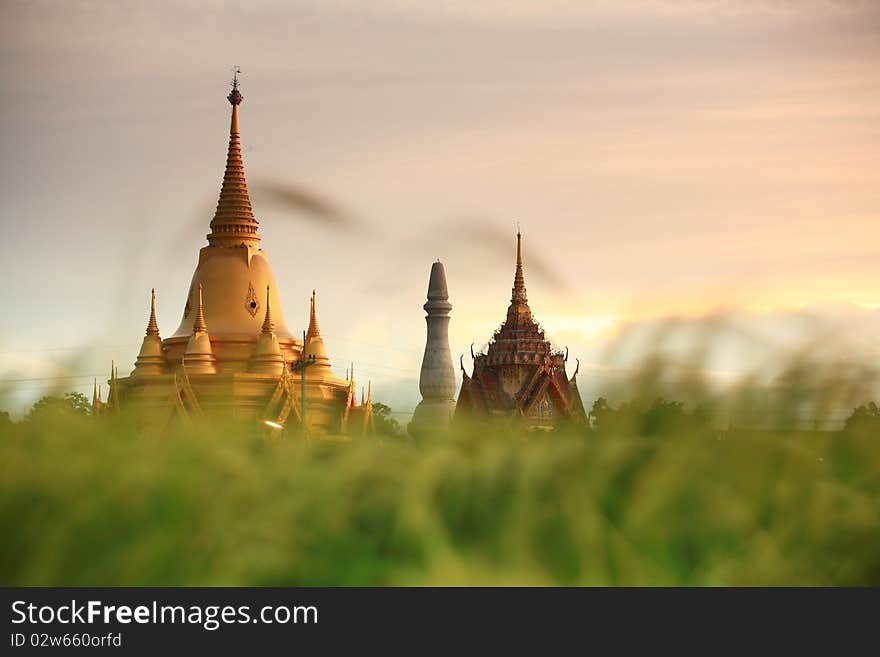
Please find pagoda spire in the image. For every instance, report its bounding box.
[261,285,275,334]
[193,284,207,334]
[184,284,217,374]
[503,229,533,326]
[134,288,166,376]
[307,289,320,338]
[251,285,283,375]
[303,290,331,378]
[207,68,260,249]
[511,228,527,304]
[146,288,160,337]
[108,360,119,410]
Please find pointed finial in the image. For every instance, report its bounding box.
[208,66,259,248]
[361,387,365,406]
[228,66,243,106]
[367,381,371,404]
[510,226,528,305]
[193,284,207,334]
[516,228,523,268]
[92,378,98,405]
[307,289,321,338]
[261,285,275,334]
[98,384,102,403]
[146,288,160,337]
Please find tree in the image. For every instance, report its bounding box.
[371,402,403,437]
[588,397,615,432]
[24,392,91,423]
[588,396,709,437]
[641,398,688,436]
[844,402,880,434]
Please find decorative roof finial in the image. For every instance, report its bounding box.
[515,228,524,284]
[508,226,530,314]
[261,285,275,334]
[307,289,321,338]
[146,288,160,337]
[208,66,259,248]
[193,284,207,334]
[228,66,243,106]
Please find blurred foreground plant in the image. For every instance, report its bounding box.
[1,401,877,586]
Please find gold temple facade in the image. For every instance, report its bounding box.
[103,75,373,437]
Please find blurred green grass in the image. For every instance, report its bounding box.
[1,407,878,586]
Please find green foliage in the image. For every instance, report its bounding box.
[844,402,880,434]
[589,397,711,437]
[1,406,878,586]
[371,401,403,438]
[23,392,91,423]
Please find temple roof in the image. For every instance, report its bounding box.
[456,229,585,422]
[484,231,560,367]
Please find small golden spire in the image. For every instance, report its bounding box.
[184,284,217,374]
[108,360,117,409]
[146,288,160,337]
[307,289,321,338]
[193,284,207,334]
[261,285,275,334]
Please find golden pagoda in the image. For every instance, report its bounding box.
[110,72,372,437]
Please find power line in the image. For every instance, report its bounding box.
[0,374,107,384]
[322,333,421,357]
[0,345,133,355]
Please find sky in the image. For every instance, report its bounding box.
[1,0,879,417]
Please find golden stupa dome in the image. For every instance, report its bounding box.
[163,73,297,369]
[171,249,293,340]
